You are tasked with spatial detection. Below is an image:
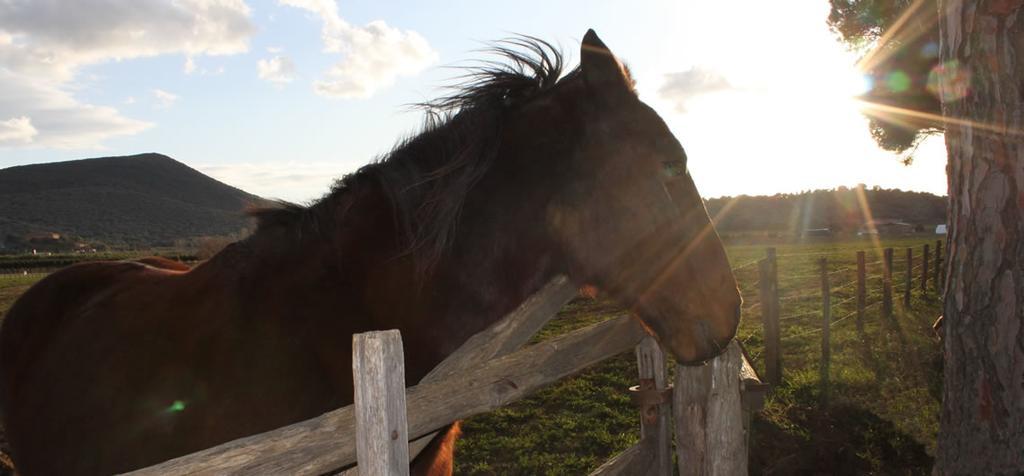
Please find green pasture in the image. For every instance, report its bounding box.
[0,237,944,474]
[0,273,47,317]
[459,236,943,475]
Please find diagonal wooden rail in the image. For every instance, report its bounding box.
[127,274,762,476]
[125,276,632,475]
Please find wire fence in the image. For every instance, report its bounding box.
[735,240,946,393]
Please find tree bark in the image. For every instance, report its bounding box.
[936,1,1024,473]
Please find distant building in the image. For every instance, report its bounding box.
[4,231,72,253]
[802,228,832,238]
[25,232,62,242]
[858,219,914,236]
[935,224,948,234]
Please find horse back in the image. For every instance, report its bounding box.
[2,261,159,392]
[0,261,192,475]
[135,256,191,271]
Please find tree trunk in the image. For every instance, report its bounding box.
[935,1,1024,473]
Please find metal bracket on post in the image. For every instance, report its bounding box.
[628,379,674,425]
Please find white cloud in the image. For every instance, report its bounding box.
[0,116,38,145]
[125,96,136,105]
[0,0,254,148]
[267,46,284,54]
[258,55,296,84]
[279,0,437,99]
[198,161,344,202]
[658,67,732,113]
[0,70,151,149]
[153,89,179,108]
[184,56,197,74]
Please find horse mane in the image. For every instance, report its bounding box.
[249,37,574,277]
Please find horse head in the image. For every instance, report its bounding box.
[540,30,741,363]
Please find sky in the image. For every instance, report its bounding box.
[0,0,949,203]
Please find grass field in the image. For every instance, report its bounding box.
[0,273,47,317]
[457,236,943,475]
[0,237,944,474]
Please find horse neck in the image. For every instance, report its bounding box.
[205,165,564,385]
[338,171,563,382]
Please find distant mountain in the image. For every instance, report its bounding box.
[0,153,267,248]
[705,186,947,236]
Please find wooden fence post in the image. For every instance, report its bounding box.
[819,258,830,406]
[921,244,930,293]
[675,362,709,476]
[675,343,745,476]
[353,330,410,476]
[635,337,671,476]
[759,256,781,386]
[856,251,866,334]
[935,240,943,291]
[904,247,913,309]
[883,248,893,321]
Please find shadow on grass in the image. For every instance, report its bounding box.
[854,324,889,383]
[752,381,932,475]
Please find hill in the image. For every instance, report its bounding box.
[0,153,266,249]
[705,186,947,237]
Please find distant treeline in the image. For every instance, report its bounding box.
[705,186,946,236]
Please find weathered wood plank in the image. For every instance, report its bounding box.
[353,331,409,476]
[126,314,645,476]
[635,336,672,476]
[403,315,645,439]
[424,275,577,381]
[704,342,745,475]
[588,441,653,476]
[738,345,768,413]
[407,275,577,459]
[675,359,710,476]
[675,342,745,476]
[738,345,767,460]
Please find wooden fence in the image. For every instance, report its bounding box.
[126,275,767,476]
[745,240,945,394]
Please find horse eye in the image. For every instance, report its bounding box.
[661,160,685,178]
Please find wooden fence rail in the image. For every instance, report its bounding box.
[130,238,952,474]
[128,274,763,476]
[140,236,961,475]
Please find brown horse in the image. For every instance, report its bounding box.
[0,30,740,475]
[134,256,191,272]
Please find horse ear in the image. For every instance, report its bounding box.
[580,29,631,95]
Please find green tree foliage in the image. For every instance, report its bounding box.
[828,0,943,153]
